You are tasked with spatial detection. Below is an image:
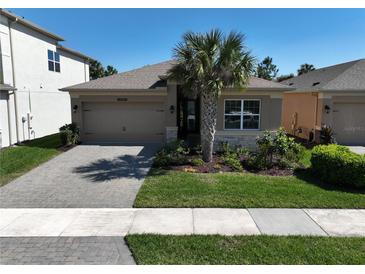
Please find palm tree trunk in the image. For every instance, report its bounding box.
[200,91,218,162]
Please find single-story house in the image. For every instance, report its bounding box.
[281,59,365,145]
[61,60,294,147]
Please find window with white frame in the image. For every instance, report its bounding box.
[224,99,260,130]
[48,50,60,72]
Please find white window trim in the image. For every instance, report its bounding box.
[48,50,61,73]
[223,99,261,131]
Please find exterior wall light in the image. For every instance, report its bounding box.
[73,105,78,113]
[169,105,175,114]
[324,104,331,114]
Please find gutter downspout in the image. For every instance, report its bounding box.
[6,91,13,146]
[8,18,20,144]
[84,60,87,82]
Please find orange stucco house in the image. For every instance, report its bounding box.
[281,59,365,145]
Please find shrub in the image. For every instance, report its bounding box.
[222,154,243,171]
[60,129,73,146]
[221,142,235,155]
[219,142,244,171]
[320,126,336,144]
[311,144,365,188]
[59,123,80,145]
[256,128,303,168]
[246,154,270,170]
[190,145,202,155]
[191,158,205,166]
[153,140,190,167]
[165,140,189,154]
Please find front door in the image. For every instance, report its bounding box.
[185,99,199,133]
[177,94,200,138]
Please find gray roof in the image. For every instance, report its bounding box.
[281,59,365,92]
[0,84,16,91]
[57,45,94,61]
[1,9,64,41]
[61,60,293,91]
[1,9,92,61]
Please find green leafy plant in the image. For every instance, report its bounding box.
[191,158,205,166]
[256,128,303,169]
[311,144,365,188]
[219,142,244,171]
[153,140,190,168]
[60,130,73,146]
[59,123,80,145]
[222,154,243,171]
[320,126,336,144]
[246,154,269,170]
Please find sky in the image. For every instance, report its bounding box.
[10,8,365,75]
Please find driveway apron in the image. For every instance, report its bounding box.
[0,144,160,208]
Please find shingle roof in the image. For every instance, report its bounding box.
[281,59,365,92]
[1,9,64,41]
[0,84,16,91]
[61,60,293,91]
[1,9,92,61]
[57,45,94,61]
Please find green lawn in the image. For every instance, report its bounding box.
[126,234,365,264]
[0,134,62,187]
[134,169,365,208]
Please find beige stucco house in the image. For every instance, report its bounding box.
[281,59,365,145]
[61,60,293,147]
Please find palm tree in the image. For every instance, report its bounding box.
[168,30,255,162]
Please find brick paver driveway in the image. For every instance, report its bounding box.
[0,144,160,208]
[0,236,135,264]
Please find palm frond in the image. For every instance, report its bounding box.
[168,29,255,95]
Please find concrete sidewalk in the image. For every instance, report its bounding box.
[0,208,364,237]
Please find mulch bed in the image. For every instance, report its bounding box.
[165,154,294,176]
[57,144,77,152]
[170,155,233,173]
[254,166,294,176]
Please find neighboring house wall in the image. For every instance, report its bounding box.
[282,91,365,145]
[281,92,321,141]
[0,15,89,148]
[321,93,365,145]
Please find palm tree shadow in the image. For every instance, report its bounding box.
[73,145,158,183]
[294,168,365,194]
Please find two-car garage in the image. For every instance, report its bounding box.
[332,102,365,145]
[80,101,166,143]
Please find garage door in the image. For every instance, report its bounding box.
[82,102,165,143]
[333,103,365,145]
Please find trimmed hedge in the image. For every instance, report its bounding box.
[311,144,365,188]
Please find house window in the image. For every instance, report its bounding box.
[48,50,60,72]
[224,99,260,130]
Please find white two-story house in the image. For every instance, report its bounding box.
[0,9,91,148]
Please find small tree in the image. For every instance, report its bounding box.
[255,56,279,80]
[90,60,118,79]
[276,73,294,82]
[256,128,302,167]
[104,65,118,76]
[297,63,315,75]
[89,60,105,80]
